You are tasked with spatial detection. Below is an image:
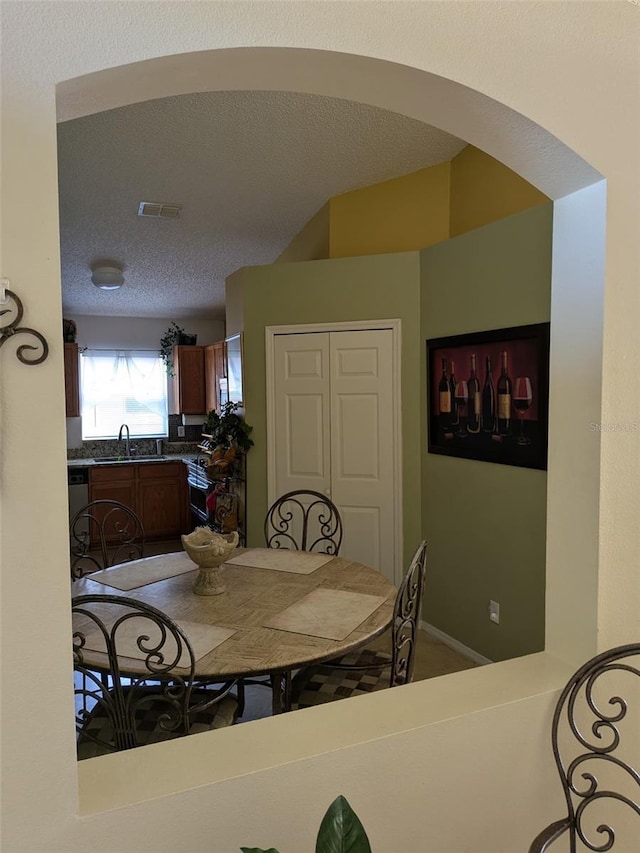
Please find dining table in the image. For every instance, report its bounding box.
[71,546,397,714]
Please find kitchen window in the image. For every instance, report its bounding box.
[80,350,168,439]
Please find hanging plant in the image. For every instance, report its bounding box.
[159,321,197,376]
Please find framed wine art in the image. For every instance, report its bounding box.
[426,322,550,470]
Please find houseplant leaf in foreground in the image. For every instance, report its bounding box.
[315,795,372,853]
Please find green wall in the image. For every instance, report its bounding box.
[421,203,553,661]
[234,252,423,568]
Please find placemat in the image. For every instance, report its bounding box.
[224,547,333,574]
[81,618,236,666]
[87,553,196,591]
[263,588,387,640]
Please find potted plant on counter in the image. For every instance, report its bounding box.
[160,321,198,376]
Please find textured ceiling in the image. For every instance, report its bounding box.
[57,90,466,320]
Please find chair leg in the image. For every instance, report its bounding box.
[236,679,246,717]
[270,670,292,714]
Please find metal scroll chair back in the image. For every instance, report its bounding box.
[73,594,196,756]
[529,643,640,852]
[264,490,343,555]
[289,541,428,711]
[390,539,428,687]
[70,499,145,580]
[72,594,239,758]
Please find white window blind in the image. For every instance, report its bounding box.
[80,350,168,439]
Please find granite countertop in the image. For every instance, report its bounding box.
[67,440,201,467]
[68,453,200,467]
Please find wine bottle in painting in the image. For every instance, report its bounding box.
[449,360,459,427]
[481,355,496,433]
[467,353,481,434]
[438,356,451,431]
[496,350,513,436]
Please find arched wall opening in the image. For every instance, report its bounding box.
[56,45,606,670]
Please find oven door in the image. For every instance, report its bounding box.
[187,467,210,528]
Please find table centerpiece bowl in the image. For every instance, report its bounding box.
[181,528,239,596]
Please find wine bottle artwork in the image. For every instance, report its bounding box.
[513,376,533,445]
[428,323,549,470]
[449,360,459,428]
[438,356,451,432]
[454,379,469,438]
[467,353,481,434]
[481,355,496,434]
[496,350,512,436]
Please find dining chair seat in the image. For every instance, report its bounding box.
[76,686,238,759]
[290,648,393,709]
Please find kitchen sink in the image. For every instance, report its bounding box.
[93,454,168,463]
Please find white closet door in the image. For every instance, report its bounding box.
[273,328,396,582]
[273,333,331,496]
[329,329,394,577]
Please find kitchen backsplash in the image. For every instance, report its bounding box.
[66,414,205,458]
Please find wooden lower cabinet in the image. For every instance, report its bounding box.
[89,461,188,542]
[137,462,187,539]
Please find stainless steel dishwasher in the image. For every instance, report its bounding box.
[67,466,89,544]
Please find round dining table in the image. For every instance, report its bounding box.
[72,547,397,714]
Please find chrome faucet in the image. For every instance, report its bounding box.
[117,423,131,457]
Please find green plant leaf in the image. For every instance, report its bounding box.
[315,795,372,853]
[240,848,280,853]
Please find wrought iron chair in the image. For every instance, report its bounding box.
[238,490,343,714]
[289,540,428,710]
[264,490,343,555]
[529,643,640,852]
[72,594,239,758]
[70,499,145,580]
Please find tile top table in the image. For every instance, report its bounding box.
[72,547,396,710]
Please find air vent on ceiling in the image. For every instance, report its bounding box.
[137,201,183,218]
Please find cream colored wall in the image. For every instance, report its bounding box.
[66,315,224,351]
[1,3,638,852]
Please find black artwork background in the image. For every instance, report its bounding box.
[427,323,550,470]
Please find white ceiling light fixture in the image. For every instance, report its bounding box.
[91,264,124,290]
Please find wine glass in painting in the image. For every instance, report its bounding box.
[513,376,533,445]
[454,379,469,438]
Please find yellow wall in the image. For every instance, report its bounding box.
[329,161,451,257]
[450,146,549,237]
[323,146,549,259]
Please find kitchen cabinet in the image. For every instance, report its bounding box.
[89,461,188,542]
[204,340,226,414]
[170,345,206,415]
[137,462,188,539]
[64,342,80,417]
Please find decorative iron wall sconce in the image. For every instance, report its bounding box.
[0,278,49,365]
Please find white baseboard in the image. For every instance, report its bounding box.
[420,621,493,666]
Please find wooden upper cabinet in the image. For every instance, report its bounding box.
[64,342,80,417]
[171,345,206,415]
[204,340,227,414]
